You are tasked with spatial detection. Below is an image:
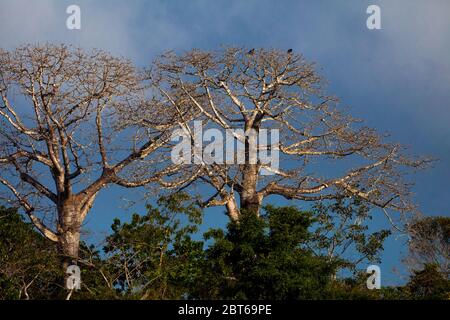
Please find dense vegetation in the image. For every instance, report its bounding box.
[0,195,448,300]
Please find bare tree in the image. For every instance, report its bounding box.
[0,44,192,272]
[150,48,429,222]
[406,216,450,276]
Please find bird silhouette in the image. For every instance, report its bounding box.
[248,49,255,55]
[287,49,293,54]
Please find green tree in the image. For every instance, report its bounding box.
[406,264,450,300]
[102,193,203,299]
[0,206,115,300]
[190,206,339,299]
[312,198,391,274]
[0,206,61,299]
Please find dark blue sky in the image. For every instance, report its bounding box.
[1,0,449,286]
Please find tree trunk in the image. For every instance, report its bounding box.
[240,162,262,215]
[57,199,82,276]
[237,123,263,218]
[240,193,262,215]
[59,227,81,268]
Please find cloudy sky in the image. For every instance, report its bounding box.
[1,0,449,285]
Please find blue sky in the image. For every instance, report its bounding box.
[1,0,449,286]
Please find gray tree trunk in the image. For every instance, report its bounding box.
[57,199,82,276]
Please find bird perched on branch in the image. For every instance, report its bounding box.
[287,48,293,54]
[248,49,255,55]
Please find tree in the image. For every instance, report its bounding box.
[406,264,450,300]
[405,216,449,276]
[102,193,203,299]
[0,206,113,300]
[6,199,445,300]
[190,206,339,299]
[0,45,193,274]
[0,206,61,299]
[311,198,391,275]
[151,48,428,222]
[0,195,204,300]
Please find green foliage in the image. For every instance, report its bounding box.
[401,215,450,300]
[190,206,339,299]
[0,206,62,299]
[406,264,450,300]
[102,193,203,299]
[0,206,116,300]
[1,196,447,300]
[312,198,391,273]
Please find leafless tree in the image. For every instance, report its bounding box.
[150,47,429,222]
[405,216,449,276]
[0,44,194,272]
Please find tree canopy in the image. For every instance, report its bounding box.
[2,197,447,300]
[0,45,443,300]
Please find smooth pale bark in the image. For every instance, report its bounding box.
[225,194,240,222]
[150,48,427,226]
[0,46,193,288]
[240,164,262,215]
[57,199,82,265]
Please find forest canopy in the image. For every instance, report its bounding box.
[0,45,446,300]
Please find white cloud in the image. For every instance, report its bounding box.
[0,0,192,62]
